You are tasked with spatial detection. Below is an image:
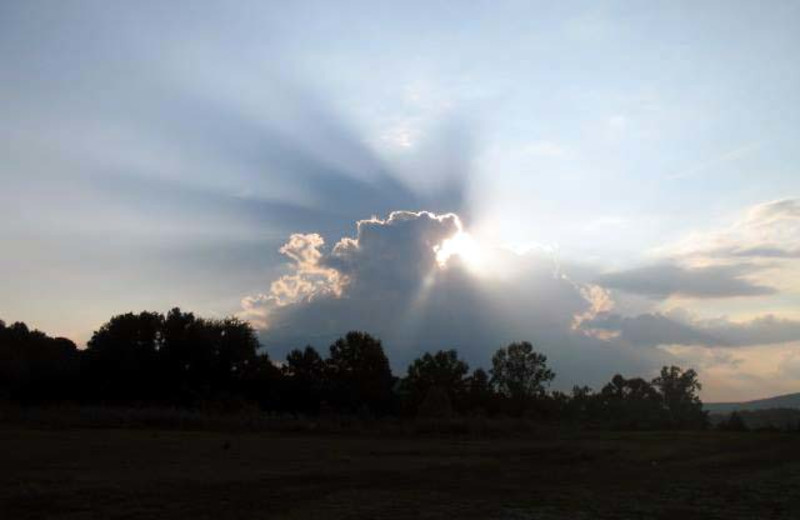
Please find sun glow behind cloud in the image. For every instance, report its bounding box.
[434,230,486,272]
[236,202,800,399]
[0,1,798,403]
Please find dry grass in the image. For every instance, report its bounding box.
[0,404,565,437]
[2,416,799,519]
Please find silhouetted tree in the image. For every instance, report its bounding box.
[0,320,79,403]
[464,368,496,414]
[212,317,263,387]
[402,349,469,414]
[490,341,554,414]
[282,346,327,413]
[599,374,664,429]
[652,365,707,429]
[2,310,716,430]
[159,308,199,398]
[326,331,395,414]
[561,385,601,425]
[239,351,281,411]
[84,309,270,406]
[84,311,164,402]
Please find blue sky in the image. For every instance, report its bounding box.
[2,1,799,400]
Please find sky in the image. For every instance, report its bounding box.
[2,1,800,401]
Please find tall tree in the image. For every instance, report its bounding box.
[599,375,664,430]
[326,331,394,414]
[464,368,495,413]
[85,309,267,405]
[85,311,164,401]
[282,346,327,413]
[490,341,555,411]
[0,320,79,403]
[652,366,707,429]
[402,349,469,413]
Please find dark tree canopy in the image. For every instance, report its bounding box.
[464,368,494,413]
[2,310,713,431]
[84,308,271,405]
[599,375,664,429]
[403,349,469,413]
[593,368,709,430]
[282,346,327,413]
[490,341,555,405]
[88,311,164,355]
[652,365,706,429]
[85,311,165,401]
[326,331,395,414]
[285,346,326,379]
[0,320,79,403]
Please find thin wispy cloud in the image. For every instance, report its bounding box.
[668,142,762,180]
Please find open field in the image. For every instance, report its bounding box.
[2,426,799,519]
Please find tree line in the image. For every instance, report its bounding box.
[1,308,708,430]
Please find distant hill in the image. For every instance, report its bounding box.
[705,392,800,414]
[708,408,800,431]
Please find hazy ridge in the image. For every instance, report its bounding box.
[705,392,800,413]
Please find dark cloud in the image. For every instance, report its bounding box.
[703,315,800,347]
[596,263,775,299]
[585,311,800,348]
[582,313,714,348]
[326,212,461,287]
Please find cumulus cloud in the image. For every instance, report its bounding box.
[241,211,465,336]
[596,263,776,299]
[239,232,345,328]
[326,211,461,289]
[242,210,662,386]
[571,284,617,339]
[271,233,345,304]
[242,207,800,391]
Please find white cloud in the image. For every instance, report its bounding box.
[238,233,345,328]
[665,198,800,261]
[646,198,800,297]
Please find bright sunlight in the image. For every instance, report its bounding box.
[434,231,486,272]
